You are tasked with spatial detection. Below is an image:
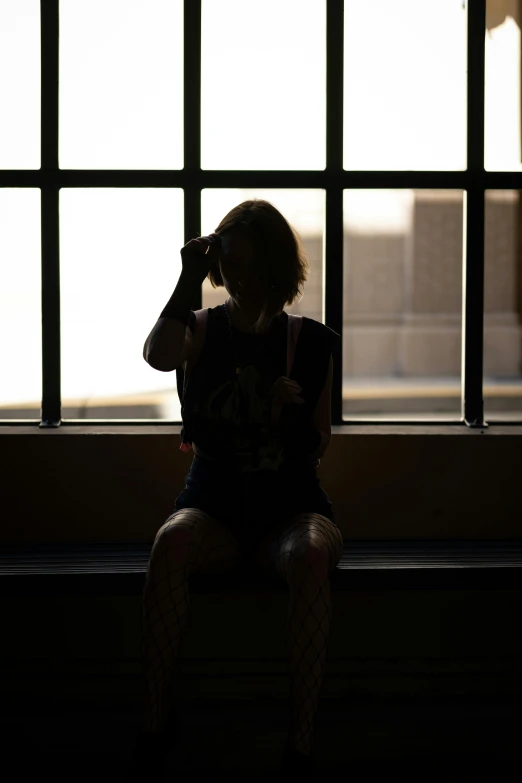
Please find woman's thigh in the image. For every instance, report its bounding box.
[154,507,244,576]
[169,457,338,573]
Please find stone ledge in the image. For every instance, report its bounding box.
[1,422,521,435]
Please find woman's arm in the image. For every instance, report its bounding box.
[308,355,333,459]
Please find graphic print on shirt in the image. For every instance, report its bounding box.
[178,306,340,473]
[191,361,288,473]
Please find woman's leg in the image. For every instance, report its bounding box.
[254,512,344,757]
[142,507,243,733]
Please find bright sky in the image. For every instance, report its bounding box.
[0,0,520,410]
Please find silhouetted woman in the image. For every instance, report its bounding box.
[132,199,344,779]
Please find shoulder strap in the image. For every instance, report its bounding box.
[188,308,209,371]
[180,308,208,399]
[286,313,303,377]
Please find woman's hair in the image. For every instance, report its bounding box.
[208,198,309,334]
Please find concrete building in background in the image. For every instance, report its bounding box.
[202,190,522,416]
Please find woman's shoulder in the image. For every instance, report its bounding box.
[299,314,340,352]
[187,307,339,349]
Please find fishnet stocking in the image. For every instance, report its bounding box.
[272,515,343,758]
[141,508,243,733]
[285,559,333,756]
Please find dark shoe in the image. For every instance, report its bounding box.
[127,711,182,780]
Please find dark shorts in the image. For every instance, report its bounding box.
[173,455,337,564]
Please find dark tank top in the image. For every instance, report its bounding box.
[175,305,339,474]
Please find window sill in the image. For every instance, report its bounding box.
[0,423,521,436]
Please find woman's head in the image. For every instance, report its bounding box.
[207,199,309,334]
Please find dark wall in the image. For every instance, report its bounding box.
[1,423,521,707]
[1,424,520,544]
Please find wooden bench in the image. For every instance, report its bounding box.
[1,539,521,594]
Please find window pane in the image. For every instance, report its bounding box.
[0,0,40,169]
[0,189,41,420]
[60,189,184,420]
[485,1,522,171]
[484,190,522,421]
[344,0,466,171]
[201,0,326,170]
[59,0,183,169]
[201,189,325,321]
[342,189,464,420]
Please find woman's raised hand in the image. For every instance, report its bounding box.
[180,233,221,283]
[269,377,304,407]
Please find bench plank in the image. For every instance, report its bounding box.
[0,540,521,594]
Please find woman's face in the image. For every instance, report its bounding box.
[218,229,266,307]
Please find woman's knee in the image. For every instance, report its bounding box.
[152,508,207,567]
[151,507,244,575]
[281,514,344,574]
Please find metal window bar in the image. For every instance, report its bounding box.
[464,0,487,428]
[0,0,520,428]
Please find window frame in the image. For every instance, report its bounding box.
[1,0,521,430]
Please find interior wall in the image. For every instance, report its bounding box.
[1,424,521,708]
[1,425,520,544]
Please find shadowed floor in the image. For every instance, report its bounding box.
[0,695,520,782]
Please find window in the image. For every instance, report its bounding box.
[1,0,521,427]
